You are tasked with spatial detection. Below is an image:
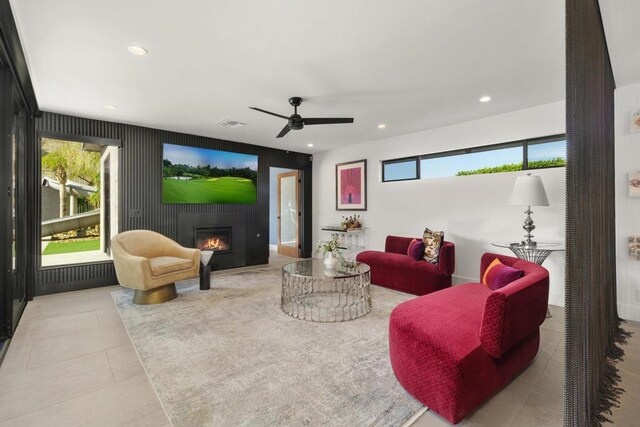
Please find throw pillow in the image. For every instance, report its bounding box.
[423,228,444,264]
[407,239,425,261]
[406,239,417,255]
[482,258,524,290]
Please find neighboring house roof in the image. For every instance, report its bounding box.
[41,177,97,197]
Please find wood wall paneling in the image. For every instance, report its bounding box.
[34,112,312,295]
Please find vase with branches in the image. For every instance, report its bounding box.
[316,237,343,267]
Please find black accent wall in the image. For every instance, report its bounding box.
[33,112,312,296]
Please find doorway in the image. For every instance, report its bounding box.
[269,167,302,260]
[277,170,301,257]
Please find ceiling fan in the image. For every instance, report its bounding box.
[250,97,354,138]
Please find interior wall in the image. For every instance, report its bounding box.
[312,101,566,306]
[615,82,640,321]
[33,112,313,295]
[269,167,295,247]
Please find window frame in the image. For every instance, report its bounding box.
[37,131,122,270]
[381,155,420,182]
[381,134,565,183]
[523,135,567,171]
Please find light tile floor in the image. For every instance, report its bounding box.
[412,310,640,427]
[0,254,638,426]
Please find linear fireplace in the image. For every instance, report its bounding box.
[195,226,232,254]
[177,212,246,270]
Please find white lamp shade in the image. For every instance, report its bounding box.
[508,174,549,207]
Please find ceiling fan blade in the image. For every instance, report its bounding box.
[249,107,289,120]
[276,125,291,138]
[303,117,354,125]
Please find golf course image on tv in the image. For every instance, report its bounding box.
[162,143,258,204]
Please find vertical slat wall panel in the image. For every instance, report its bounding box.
[565,1,629,425]
[34,112,312,295]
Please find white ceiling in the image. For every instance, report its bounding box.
[10,0,564,153]
[599,0,640,88]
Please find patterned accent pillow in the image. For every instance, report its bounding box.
[407,239,426,261]
[422,228,444,264]
[482,258,524,290]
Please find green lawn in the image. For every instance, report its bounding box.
[162,177,257,204]
[43,238,100,255]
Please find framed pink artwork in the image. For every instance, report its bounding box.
[336,159,367,210]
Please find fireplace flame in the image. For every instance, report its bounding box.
[200,237,230,251]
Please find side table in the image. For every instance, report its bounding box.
[199,250,214,291]
[491,242,565,318]
[199,264,211,290]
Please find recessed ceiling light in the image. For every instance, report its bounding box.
[104,105,118,110]
[307,143,314,147]
[127,45,148,56]
[377,123,387,129]
[479,96,492,103]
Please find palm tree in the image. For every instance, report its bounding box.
[41,140,100,218]
[42,146,70,218]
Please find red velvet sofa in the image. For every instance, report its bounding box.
[388,253,549,424]
[355,235,455,295]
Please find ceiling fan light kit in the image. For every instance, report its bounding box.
[250,97,354,138]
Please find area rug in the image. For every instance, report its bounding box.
[112,267,424,426]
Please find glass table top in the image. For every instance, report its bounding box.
[491,241,565,251]
[282,259,370,279]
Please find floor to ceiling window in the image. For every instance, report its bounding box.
[39,136,119,267]
[0,59,28,347]
[10,94,26,328]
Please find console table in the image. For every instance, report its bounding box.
[320,227,366,261]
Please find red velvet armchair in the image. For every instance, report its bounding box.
[355,235,455,295]
[388,253,549,424]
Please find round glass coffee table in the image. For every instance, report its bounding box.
[281,259,371,322]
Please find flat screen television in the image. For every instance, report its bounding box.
[162,143,258,204]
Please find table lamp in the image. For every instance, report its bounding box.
[508,173,549,247]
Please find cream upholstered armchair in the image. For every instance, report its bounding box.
[111,230,200,304]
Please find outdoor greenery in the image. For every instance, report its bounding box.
[455,157,566,176]
[162,159,257,204]
[42,238,100,255]
[163,159,257,186]
[41,139,101,217]
[162,177,257,204]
